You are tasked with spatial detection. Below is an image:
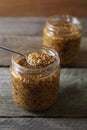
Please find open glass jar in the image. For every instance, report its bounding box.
[43,15,82,65]
[10,45,60,111]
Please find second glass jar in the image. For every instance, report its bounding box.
[43,15,82,65]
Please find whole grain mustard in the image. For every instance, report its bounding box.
[10,46,60,111]
[43,15,82,65]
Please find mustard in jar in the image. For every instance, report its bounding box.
[10,45,60,111]
[43,15,82,65]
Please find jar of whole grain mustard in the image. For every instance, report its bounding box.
[10,45,60,111]
[43,15,82,65]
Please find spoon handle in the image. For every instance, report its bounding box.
[0,45,25,57]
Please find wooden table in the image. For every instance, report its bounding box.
[0,17,87,129]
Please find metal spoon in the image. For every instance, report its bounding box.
[0,45,31,64]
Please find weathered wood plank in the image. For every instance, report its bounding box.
[0,36,87,67]
[0,68,87,117]
[0,17,45,36]
[0,118,87,129]
[0,17,86,36]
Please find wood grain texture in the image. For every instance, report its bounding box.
[0,118,87,129]
[0,17,86,36]
[0,17,45,36]
[0,0,86,16]
[0,68,87,117]
[0,36,87,67]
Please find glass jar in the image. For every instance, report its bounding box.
[10,45,60,111]
[43,15,82,65]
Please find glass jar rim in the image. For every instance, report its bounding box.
[11,45,60,74]
[46,14,82,30]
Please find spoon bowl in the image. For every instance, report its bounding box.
[0,45,32,65]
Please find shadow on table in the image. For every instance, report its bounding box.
[34,84,87,117]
